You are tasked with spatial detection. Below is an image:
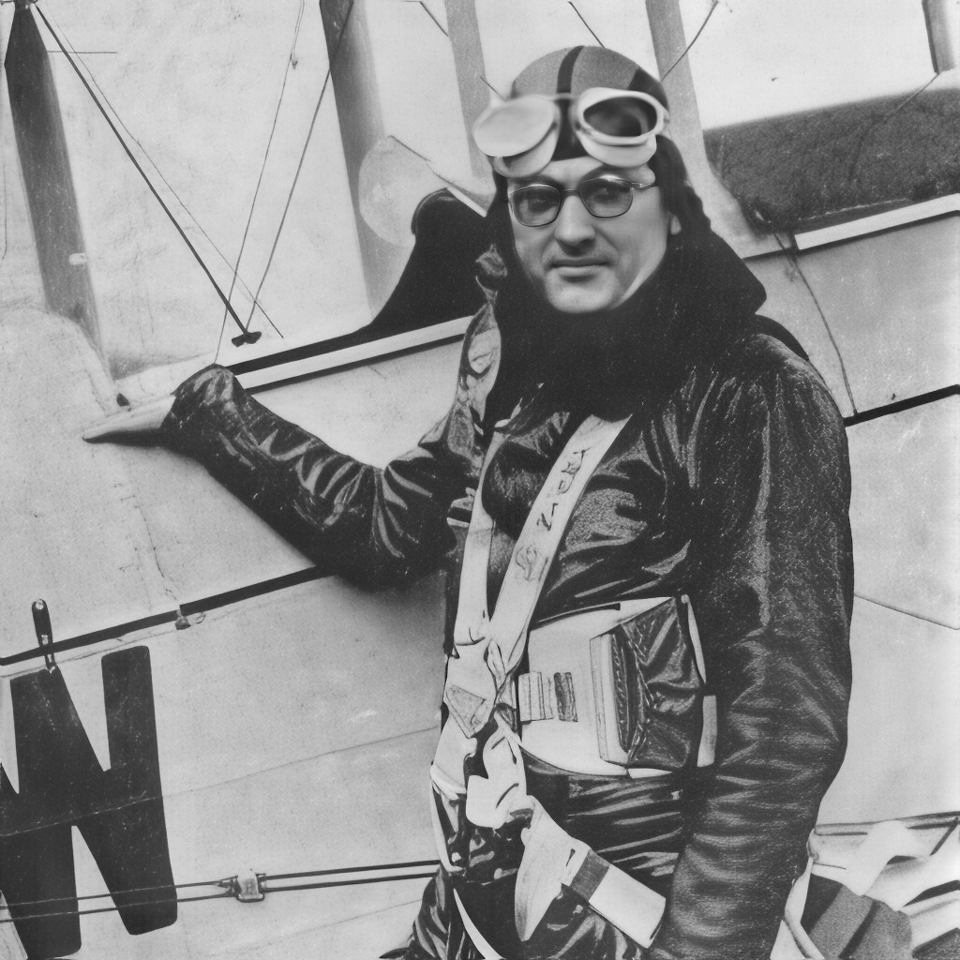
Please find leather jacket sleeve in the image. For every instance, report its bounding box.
[159,316,496,585]
[650,345,853,959]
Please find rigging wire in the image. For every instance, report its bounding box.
[260,872,437,894]
[0,891,234,924]
[413,2,501,100]
[878,72,940,124]
[568,3,606,48]
[855,592,957,632]
[0,878,229,911]
[663,0,720,79]
[237,0,357,338]
[215,0,305,360]
[844,72,939,185]
[480,75,503,98]
[773,233,859,414]
[37,7,281,341]
[33,3,257,344]
[418,1,448,37]
[266,858,439,881]
[0,859,441,923]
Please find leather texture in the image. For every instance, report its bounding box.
[164,226,853,959]
[608,599,704,771]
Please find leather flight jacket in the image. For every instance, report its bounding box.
[162,229,853,959]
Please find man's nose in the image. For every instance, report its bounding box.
[553,193,595,246]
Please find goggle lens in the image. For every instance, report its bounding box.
[473,96,558,157]
[509,177,642,227]
[474,89,668,177]
[581,95,658,138]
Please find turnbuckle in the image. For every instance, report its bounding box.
[219,868,265,902]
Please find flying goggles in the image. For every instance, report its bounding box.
[473,87,668,178]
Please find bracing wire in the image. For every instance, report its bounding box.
[215,0,305,360]
[237,89,324,336]
[844,73,939,185]
[0,892,234,924]
[663,0,720,79]
[418,1,448,37]
[414,2,500,99]
[33,4,257,344]
[238,0,357,337]
[855,593,957,632]
[568,3,605,47]
[0,878,230,911]
[480,75,503,98]
[260,872,437,894]
[0,859,441,924]
[38,7,282,343]
[879,72,939,123]
[266,858,439,881]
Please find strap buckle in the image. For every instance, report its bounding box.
[517,670,578,723]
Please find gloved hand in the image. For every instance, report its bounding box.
[82,394,174,444]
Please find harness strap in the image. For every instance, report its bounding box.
[513,798,664,947]
[445,413,632,738]
[453,891,504,960]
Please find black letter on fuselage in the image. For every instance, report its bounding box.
[0,647,175,958]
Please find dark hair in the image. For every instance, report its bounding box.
[647,136,711,239]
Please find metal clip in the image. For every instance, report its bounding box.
[220,868,265,902]
[32,599,57,672]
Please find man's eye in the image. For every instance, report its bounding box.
[584,180,628,204]
[521,188,558,212]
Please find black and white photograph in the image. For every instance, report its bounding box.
[0,1,957,957]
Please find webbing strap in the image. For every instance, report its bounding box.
[451,429,505,648]
[453,890,504,960]
[567,850,664,948]
[445,413,631,737]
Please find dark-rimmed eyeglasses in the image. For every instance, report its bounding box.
[507,176,656,227]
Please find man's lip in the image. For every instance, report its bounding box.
[550,258,607,268]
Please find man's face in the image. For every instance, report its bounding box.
[508,156,672,315]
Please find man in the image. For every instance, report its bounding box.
[88,46,852,959]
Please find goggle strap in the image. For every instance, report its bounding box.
[556,46,583,96]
